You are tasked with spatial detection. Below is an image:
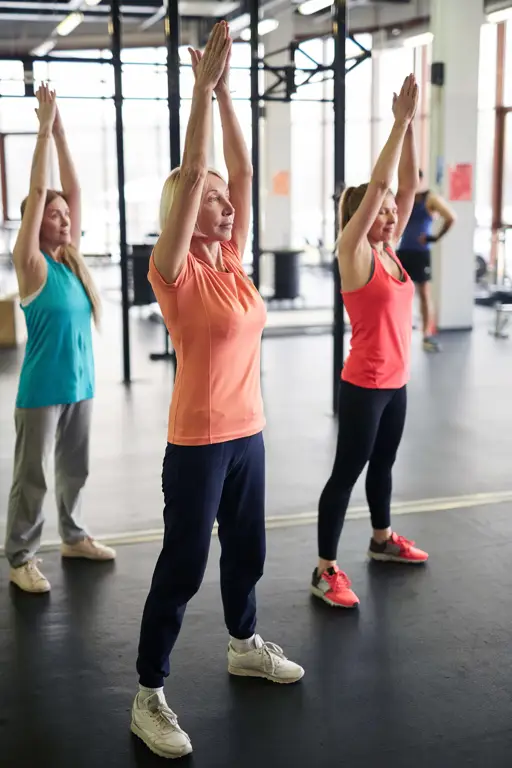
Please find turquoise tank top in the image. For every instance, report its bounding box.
[16,253,95,409]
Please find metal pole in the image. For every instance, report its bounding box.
[250,0,261,290]
[150,0,180,364]
[166,0,181,168]
[111,0,131,384]
[332,0,346,414]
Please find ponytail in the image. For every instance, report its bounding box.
[339,183,370,229]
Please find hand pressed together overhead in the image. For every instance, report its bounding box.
[190,21,232,91]
[392,74,419,124]
[34,82,57,131]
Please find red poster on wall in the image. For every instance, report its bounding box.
[448,163,473,201]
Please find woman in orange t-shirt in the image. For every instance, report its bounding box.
[311,75,429,612]
[131,22,304,760]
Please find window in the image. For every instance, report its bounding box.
[504,20,512,106]
[479,23,497,109]
[0,60,24,96]
[475,23,498,233]
[123,100,170,245]
[291,34,372,248]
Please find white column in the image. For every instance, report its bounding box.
[428,0,483,330]
[261,7,294,251]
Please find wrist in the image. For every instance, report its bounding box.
[394,117,410,130]
[38,129,52,139]
[193,81,214,97]
[215,85,230,99]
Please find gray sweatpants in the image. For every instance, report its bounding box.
[5,400,92,567]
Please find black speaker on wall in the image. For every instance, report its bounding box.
[431,62,445,86]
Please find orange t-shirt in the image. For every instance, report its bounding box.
[148,240,267,445]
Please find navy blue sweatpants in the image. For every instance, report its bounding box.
[136,432,266,689]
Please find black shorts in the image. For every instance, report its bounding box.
[397,249,431,284]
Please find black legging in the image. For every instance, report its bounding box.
[318,380,407,561]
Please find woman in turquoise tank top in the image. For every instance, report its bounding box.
[5,83,115,594]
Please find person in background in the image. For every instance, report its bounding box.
[397,169,457,352]
[5,83,115,595]
[311,75,429,612]
[131,23,304,761]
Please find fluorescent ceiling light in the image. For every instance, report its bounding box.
[84,0,103,6]
[487,7,512,23]
[181,1,238,15]
[56,11,84,37]
[298,0,330,16]
[240,18,279,40]
[31,40,56,57]
[403,31,433,47]
[258,19,279,36]
[228,13,250,34]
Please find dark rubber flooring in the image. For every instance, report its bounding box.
[2,504,512,767]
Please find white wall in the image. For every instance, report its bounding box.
[429,0,483,330]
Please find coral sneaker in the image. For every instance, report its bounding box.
[311,565,360,608]
[368,532,428,564]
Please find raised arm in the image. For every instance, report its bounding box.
[12,84,56,293]
[52,104,81,249]
[214,43,251,256]
[338,75,418,264]
[394,115,419,244]
[153,22,230,285]
[189,31,251,257]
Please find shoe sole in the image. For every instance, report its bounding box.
[61,551,116,561]
[368,551,428,564]
[10,583,50,594]
[310,585,359,609]
[228,666,305,684]
[9,578,50,594]
[130,722,193,760]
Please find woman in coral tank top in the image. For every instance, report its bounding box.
[311,75,429,611]
[131,23,303,760]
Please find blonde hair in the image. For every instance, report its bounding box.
[21,190,102,328]
[159,166,227,231]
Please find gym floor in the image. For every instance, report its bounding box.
[1,297,512,766]
[2,510,512,767]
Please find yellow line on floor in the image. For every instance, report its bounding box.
[2,489,510,555]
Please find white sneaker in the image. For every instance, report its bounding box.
[228,635,305,684]
[9,559,51,593]
[61,537,116,561]
[131,691,192,759]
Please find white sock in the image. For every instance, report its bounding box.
[138,684,164,704]
[230,634,259,653]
